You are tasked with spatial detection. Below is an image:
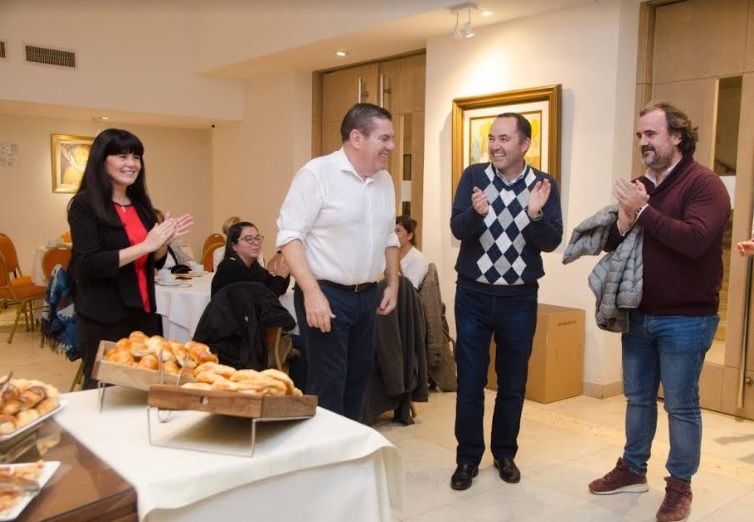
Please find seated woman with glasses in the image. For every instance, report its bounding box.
[211,221,290,297]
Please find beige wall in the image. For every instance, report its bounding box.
[211,71,313,261]
[0,0,244,122]
[423,0,643,391]
[0,114,212,270]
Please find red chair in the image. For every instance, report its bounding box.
[0,234,47,343]
[41,245,73,282]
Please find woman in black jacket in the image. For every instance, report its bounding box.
[211,222,290,297]
[68,128,192,389]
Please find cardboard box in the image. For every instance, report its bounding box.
[487,304,585,404]
[93,341,195,391]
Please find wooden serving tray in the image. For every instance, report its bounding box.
[92,341,195,391]
[147,384,318,419]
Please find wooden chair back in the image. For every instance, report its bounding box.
[202,233,224,255]
[0,233,22,277]
[42,245,73,281]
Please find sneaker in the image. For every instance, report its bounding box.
[589,457,649,495]
[656,476,692,522]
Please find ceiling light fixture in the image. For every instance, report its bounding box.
[335,50,348,57]
[453,12,462,40]
[464,9,475,38]
[449,3,478,41]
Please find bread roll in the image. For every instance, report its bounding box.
[107,350,135,366]
[18,385,47,410]
[260,369,295,394]
[181,382,212,390]
[194,362,218,374]
[229,369,260,382]
[34,397,58,416]
[195,371,226,385]
[15,408,40,428]
[129,331,148,342]
[0,415,16,435]
[115,337,130,350]
[211,380,240,392]
[137,353,159,370]
[1,400,21,416]
[162,361,181,375]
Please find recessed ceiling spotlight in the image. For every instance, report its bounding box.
[335,50,348,57]
[92,116,109,123]
[481,10,493,17]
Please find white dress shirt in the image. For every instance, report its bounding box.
[277,148,399,285]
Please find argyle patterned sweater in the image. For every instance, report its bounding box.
[451,163,563,296]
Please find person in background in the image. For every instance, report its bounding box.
[450,112,563,491]
[211,221,290,297]
[395,215,429,290]
[277,102,400,421]
[68,128,193,389]
[155,208,196,270]
[588,102,729,522]
[213,215,242,270]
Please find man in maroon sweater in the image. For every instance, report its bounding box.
[587,102,730,522]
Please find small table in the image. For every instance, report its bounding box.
[154,274,298,342]
[14,421,137,522]
[53,387,403,521]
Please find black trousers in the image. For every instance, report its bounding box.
[77,309,162,390]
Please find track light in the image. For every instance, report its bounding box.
[449,3,477,41]
[464,9,475,38]
[453,12,462,40]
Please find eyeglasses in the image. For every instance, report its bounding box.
[238,235,264,245]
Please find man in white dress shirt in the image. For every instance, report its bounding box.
[276,103,400,420]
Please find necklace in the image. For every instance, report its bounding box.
[113,200,129,213]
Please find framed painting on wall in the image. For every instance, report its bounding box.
[51,133,93,193]
[451,84,561,201]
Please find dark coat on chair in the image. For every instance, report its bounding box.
[418,263,458,392]
[362,276,428,425]
[193,281,296,370]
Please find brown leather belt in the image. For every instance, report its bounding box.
[318,280,377,293]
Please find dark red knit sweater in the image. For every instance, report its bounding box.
[605,154,730,316]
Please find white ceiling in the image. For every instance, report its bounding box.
[1,0,593,128]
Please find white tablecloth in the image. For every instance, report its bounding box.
[31,245,48,286]
[154,273,214,342]
[55,387,404,522]
[154,273,298,342]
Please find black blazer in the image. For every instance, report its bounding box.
[68,191,164,324]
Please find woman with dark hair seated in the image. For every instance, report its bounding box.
[395,215,429,290]
[211,221,290,297]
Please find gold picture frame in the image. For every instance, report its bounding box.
[51,133,93,193]
[451,84,561,201]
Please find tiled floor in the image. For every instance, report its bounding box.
[2,308,753,521]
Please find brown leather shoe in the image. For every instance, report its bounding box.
[450,464,478,490]
[656,476,692,522]
[589,457,648,495]
[493,458,521,483]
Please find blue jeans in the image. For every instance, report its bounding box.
[454,285,537,465]
[622,310,719,483]
[294,285,377,421]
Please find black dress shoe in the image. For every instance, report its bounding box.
[450,463,479,490]
[494,458,521,483]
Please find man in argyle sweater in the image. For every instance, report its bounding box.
[449,113,563,490]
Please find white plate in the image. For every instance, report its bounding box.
[0,461,61,520]
[156,280,182,287]
[0,400,67,444]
